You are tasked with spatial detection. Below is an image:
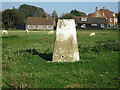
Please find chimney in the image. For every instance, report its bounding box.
[103,7,105,9]
[95,7,98,12]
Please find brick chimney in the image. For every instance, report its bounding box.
[95,7,98,12]
[103,7,105,9]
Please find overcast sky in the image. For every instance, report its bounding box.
[1,2,119,17]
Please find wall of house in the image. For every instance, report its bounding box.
[76,23,106,30]
[26,25,54,30]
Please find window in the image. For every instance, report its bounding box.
[101,24,105,28]
[110,18,112,22]
[113,13,115,17]
[81,17,87,21]
[102,13,105,16]
[27,25,31,29]
[91,24,97,26]
[81,24,86,28]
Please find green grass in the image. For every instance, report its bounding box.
[2,30,119,88]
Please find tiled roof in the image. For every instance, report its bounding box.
[26,17,54,25]
[88,9,116,18]
[98,9,115,18]
[75,17,108,24]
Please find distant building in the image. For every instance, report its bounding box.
[26,17,55,30]
[75,17,108,30]
[88,7,118,27]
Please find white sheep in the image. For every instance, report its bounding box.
[89,32,95,37]
[26,29,29,33]
[2,30,8,34]
[48,31,54,35]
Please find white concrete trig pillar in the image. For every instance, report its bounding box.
[52,19,80,62]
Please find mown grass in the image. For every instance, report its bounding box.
[2,30,119,88]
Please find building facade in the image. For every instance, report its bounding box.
[26,17,55,30]
[75,17,108,30]
[88,7,118,27]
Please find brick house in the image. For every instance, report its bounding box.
[75,17,108,30]
[88,7,118,27]
[26,17,55,30]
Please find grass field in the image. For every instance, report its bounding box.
[2,30,119,88]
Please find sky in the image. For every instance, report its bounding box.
[1,2,119,17]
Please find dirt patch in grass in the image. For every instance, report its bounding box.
[64,84,84,88]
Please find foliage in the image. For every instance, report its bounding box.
[2,9,25,30]
[70,9,86,17]
[117,12,120,25]
[60,13,74,19]
[18,4,47,18]
[0,11,2,28]
[52,10,58,19]
[52,10,58,28]
[2,30,119,88]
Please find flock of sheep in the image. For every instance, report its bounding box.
[1,30,96,36]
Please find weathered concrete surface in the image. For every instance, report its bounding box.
[52,19,80,62]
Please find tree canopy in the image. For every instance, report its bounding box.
[2,9,25,29]
[18,4,47,18]
[70,9,86,17]
[60,13,74,19]
[52,10,58,19]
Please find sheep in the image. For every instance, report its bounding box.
[89,32,95,37]
[2,30,8,34]
[26,29,29,33]
[48,31,54,35]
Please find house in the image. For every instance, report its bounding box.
[88,7,118,27]
[75,17,108,30]
[26,17,55,30]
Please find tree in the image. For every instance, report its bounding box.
[70,9,80,16]
[117,12,120,28]
[60,13,74,19]
[2,9,25,29]
[52,10,58,19]
[70,9,86,17]
[0,11,2,29]
[18,4,47,18]
[52,10,58,29]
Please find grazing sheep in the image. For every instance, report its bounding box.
[89,32,95,37]
[2,30,8,34]
[26,29,29,33]
[48,31,54,35]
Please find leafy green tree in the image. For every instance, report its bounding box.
[60,13,74,19]
[117,12,120,28]
[70,9,80,16]
[0,11,2,29]
[18,4,47,18]
[2,9,25,29]
[116,12,120,28]
[52,10,58,29]
[52,10,58,19]
[70,9,86,16]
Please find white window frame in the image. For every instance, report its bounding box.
[113,13,115,17]
[81,17,87,21]
[81,24,86,28]
[102,13,105,16]
[91,24,97,26]
[101,24,105,28]
[110,18,112,22]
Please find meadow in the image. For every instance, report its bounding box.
[2,30,119,88]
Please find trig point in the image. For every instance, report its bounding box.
[52,19,80,62]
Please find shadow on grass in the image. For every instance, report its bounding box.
[2,35,20,39]
[23,49,52,61]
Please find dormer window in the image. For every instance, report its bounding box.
[113,13,115,17]
[81,17,87,21]
[102,13,105,16]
